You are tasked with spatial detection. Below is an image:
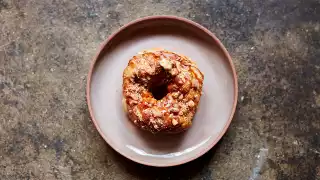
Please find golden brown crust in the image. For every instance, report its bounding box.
[122,49,204,133]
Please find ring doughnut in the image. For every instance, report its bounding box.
[122,49,204,133]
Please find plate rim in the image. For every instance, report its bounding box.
[86,15,238,167]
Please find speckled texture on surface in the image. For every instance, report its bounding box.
[0,0,319,179]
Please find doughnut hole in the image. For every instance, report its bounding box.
[149,83,169,100]
[146,67,173,100]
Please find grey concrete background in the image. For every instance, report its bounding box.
[0,0,319,179]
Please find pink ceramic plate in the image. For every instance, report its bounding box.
[87,16,238,167]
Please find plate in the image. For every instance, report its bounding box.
[87,16,238,167]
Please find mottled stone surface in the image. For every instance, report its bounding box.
[0,0,319,179]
